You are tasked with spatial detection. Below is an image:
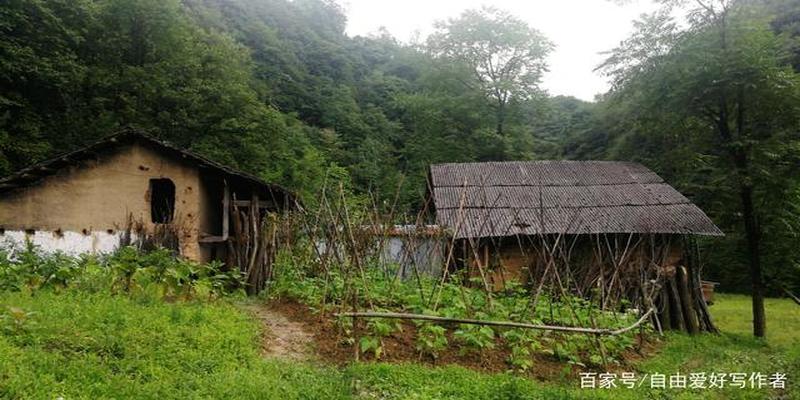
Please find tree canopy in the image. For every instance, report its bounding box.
[594,0,800,334]
[427,7,553,139]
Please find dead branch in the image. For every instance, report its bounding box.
[335,308,655,336]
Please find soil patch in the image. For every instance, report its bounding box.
[264,299,663,379]
[242,303,315,361]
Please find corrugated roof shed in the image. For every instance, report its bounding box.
[430,161,722,239]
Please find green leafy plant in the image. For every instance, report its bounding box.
[0,243,244,299]
[359,318,401,359]
[359,336,383,359]
[454,324,495,354]
[415,323,448,359]
[502,329,539,371]
[0,306,36,335]
[271,258,644,367]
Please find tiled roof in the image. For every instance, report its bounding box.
[430,161,722,238]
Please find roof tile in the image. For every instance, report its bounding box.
[430,161,722,238]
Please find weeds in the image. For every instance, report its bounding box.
[0,306,35,335]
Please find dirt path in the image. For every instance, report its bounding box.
[242,304,314,361]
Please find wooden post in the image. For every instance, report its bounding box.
[352,287,360,361]
[245,194,260,294]
[659,282,672,331]
[668,277,686,331]
[336,308,656,336]
[685,241,718,333]
[222,182,230,241]
[677,266,700,334]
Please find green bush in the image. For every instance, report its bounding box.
[0,242,244,299]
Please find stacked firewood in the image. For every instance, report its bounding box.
[227,194,279,295]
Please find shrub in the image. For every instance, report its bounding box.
[0,242,244,299]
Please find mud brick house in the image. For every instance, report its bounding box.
[0,129,296,263]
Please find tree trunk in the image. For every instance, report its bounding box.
[740,183,766,337]
[495,100,505,137]
[713,83,765,338]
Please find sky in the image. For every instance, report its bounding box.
[343,0,661,102]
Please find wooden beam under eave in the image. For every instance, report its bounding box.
[232,199,275,209]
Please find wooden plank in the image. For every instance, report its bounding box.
[199,235,228,243]
[659,282,672,331]
[222,183,230,240]
[232,199,275,209]
[783,287,800,306]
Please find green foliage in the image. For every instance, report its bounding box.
[0,0,583,214]
[415,323,448,359]
[586,1,800,294]
[0,306,35,336]
[502,329,541,371]
[360,318,401,359]
[0,242,84,291]
[0,290,349,399]
[427,6,553,141]
[454,324,496,354]
[359,335,382,359]
[0,243,243,299]
[271,263,644,367]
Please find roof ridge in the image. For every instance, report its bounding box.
[434,202,694,210]
[0,127,297,203]
[433,182,668,187]
[430,160,643,166]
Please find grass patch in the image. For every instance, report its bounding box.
[634,294,799,399]
[0,291,348,399]
[0,290,796,399]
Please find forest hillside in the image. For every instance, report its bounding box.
[1,0,799,293]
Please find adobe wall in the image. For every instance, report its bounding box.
[467,236,685,291]
[0,143,205,261]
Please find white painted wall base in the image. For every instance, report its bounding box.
[0,230,132,257]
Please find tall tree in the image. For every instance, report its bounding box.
[427,7,552,138]
[599,0,800,337]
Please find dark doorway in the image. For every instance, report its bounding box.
[150,178,175,223]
